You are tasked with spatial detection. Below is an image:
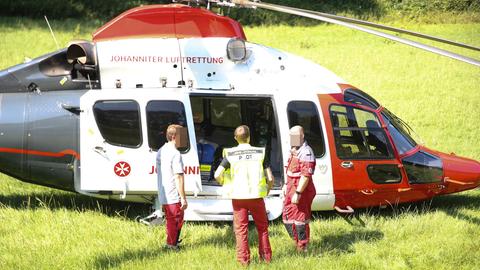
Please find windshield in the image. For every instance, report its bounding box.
[381,109,417,155]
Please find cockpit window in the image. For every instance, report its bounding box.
[402,151,443,184]
[381,109,417,155]
[344,88,380,109]
[330,104,394,159]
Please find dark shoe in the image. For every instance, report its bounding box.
[165,244,180,251]
[296,246,308,253]
[260,254,272,264]
[148,217,164,226]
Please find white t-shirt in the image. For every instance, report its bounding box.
[157,142,184,205]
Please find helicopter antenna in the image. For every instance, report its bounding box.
[44,16,59,50]
[229,1,480,67]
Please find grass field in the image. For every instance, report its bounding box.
[1,16,480,269]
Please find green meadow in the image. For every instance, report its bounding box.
[1,16,479,269]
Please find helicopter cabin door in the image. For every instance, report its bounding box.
[79,89,202,198]
[321,95,410,209]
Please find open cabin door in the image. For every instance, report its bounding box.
[79,89,202,198]
[183,94,285,221]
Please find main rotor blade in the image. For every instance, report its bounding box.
[232,0,480,67]
[289,7,480,52]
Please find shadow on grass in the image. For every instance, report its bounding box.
[187,220,237,246]
[92,222,235,268]
[316,229,384,253]
[0,192,151,219]
[432,191,480,225]
[94,247,167,269]
[273,228,384,259]
[311,189,480,226]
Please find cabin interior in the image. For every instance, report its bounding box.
[190,96,284,187]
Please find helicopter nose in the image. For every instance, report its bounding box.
[441,153,480,194]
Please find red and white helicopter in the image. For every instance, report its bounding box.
[0,0,479,221]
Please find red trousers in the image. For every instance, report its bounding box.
[163,202,184,246]
[232,198,272,265]
[282,177,316,250]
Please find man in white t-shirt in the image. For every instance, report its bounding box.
[157,124,188,250]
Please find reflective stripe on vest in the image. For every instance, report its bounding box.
[221,144,268,199]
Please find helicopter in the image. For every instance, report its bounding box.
[0,0,479,221]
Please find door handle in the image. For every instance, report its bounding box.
[94,146,109,160]
[360,189,376,195]
[95,146,105,152]
[341,161,353,169]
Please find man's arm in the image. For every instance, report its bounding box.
[292,147,315,204]
[296,176,310,192]
[175,173,188,210]
[214,157,230,185]
[172,151,187,210]
[291,176,309,204]
[214,166,226,185]
[264,167,274,194]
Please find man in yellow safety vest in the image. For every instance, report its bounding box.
[214,125,274,266]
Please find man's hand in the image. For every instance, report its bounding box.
[214,165,226,185]
[282,184,287,197]
[291,193,300,204]
[180,198,188,210]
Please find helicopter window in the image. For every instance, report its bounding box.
[367,164,402,184]
[287,101,325,158]
[381,109,417,155]
[210,99,241,128]
[330,105,394,159]
[402,151,443,184]
[344,89,380,109]
[191,97,204,124]
[93,100,142,148]
[146,101,189,152]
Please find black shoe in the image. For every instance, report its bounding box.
[165,244,180,251]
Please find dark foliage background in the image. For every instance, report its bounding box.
[0,0,478,24]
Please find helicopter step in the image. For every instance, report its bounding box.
[184,196,283,221]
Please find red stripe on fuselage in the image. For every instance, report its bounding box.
[0,148,80,160]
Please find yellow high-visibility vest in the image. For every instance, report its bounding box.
[221,144,268,199]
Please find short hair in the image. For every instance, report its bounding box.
[289,125,304,135]
[234,125,250,143]
[166,124,183,142]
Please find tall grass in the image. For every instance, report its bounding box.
[1,173,479,269]
[1,17,479,269]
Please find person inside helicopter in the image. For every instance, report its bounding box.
[190,96,283,187]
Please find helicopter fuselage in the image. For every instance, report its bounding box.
[1,4,479,221]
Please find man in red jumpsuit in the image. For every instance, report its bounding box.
[282,125,316,252]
